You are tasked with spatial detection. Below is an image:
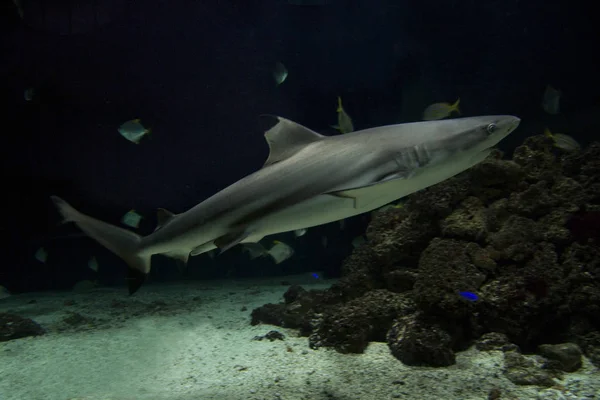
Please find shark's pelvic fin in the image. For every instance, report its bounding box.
[50,196,149,295]
[214,229,251,254]
[190,242,215,256]
[260,115,325,167]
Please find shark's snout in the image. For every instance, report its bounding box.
[492,115,521,143]
[508,116,521,132]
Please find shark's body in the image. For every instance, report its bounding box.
[52,115,520,293]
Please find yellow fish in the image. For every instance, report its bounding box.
[374,201,404,213]
[544,128,580,151]
[422,98,461,121]
[332,96,354,133]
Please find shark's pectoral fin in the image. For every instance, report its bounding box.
[329,191,361,209]
[330,172,413,210]
[378,171,415,183]
[214,229,251,254]
[260,115,325,167]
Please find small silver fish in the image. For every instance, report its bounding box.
[541,85,561,115]
[267,240,294,264]
[72,280,98,293]
[12,0,23,19]
[24,87,34,101]
[242,243,268,260]
[121,209,143,228]
[273,62,288,86]
[0,285,10,300]
[34,247,48,263]
[351,235,366,248]
[294,228,307,237]
[88,256,98,272]
[118,119,151,144]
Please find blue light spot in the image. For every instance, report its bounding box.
[459,291,479,301]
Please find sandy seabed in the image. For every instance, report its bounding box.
[1,276,598,400]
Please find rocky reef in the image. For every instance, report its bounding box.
[251,134,600,382]
[1,312,45,341]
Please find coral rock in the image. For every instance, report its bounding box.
[387,313,456,367]
[309,290,415,354]
[538,343,583,372]
[503,351,556,387]
[0,313,45,342]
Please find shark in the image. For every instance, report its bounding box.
[51,115,520,294]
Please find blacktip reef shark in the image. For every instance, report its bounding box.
[51,115,520,294]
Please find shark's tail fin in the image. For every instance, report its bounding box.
[50,196,150,294]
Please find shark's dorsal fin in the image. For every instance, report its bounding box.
[156,208,176,230]
[260,115,325,167]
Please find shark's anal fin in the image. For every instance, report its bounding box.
[260,115,325,167]
[155,208,176,230]
[163,250,190,265]
[214,230,251,254]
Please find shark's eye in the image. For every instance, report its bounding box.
[486,123,497,134]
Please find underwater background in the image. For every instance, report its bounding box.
[1,1,600,399]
